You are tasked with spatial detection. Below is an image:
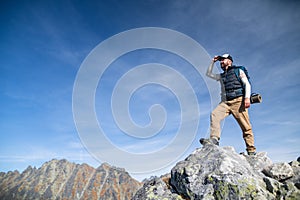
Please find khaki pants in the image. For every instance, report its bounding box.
[210,96,256,153]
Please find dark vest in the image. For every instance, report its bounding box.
[220,66,244,101]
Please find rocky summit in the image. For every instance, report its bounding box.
[0,159,141,200]
[133,143,300,200]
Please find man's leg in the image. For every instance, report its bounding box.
[231,97,256,154]
[210,102,230,140]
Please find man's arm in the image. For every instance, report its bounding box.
[206,57,220,80]
[239,69,251,108]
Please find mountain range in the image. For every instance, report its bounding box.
[0,159,141,200]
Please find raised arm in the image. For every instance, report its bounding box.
[206,56,221,80]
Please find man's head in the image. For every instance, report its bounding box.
[218,53,233,70]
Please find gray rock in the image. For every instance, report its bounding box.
[242,151,273,175]
[132,176,183,200]
[170,144,274,200]
[263,162,294,181]
[134,144,300,200]
[263,177,300,199]
[288,160,300,189]
[263,177,282,195]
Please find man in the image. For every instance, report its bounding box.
[200,53,256,155]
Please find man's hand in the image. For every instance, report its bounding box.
[213,56,220,62]
[244,98,251,108]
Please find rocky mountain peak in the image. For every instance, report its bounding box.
[0,159,141,200]
[97,162,126,173]
[134,144,300,199]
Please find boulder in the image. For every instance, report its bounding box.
[288,160,300,189]
[132,176,183,200]
[263,162,294,181]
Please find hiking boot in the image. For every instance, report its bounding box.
[199,138,219,146]
[247,151,256,156]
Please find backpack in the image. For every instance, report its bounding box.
[233,66,262,104]
[233,66,250,84]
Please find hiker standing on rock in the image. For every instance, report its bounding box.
[200,54,256,156]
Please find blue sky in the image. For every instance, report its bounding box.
[1,0,299,181]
